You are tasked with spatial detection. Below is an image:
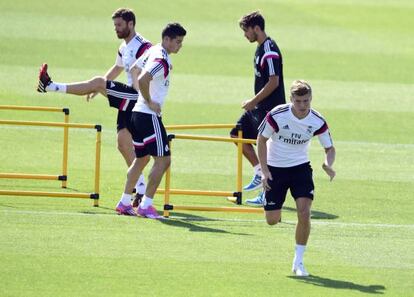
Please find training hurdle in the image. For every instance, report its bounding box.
[0,116,102,207]
[0,105,70,188]
[159,124,263,217]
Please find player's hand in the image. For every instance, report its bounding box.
[322,163,336,181]
[148,101,161,114]
[242,99,256,111]
[261,169,273,191]
[86,92,98,102]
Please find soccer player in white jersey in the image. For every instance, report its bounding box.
[36,8,151,215]
[116,23,186,219]
[257,80,336,276]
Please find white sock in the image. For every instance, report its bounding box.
[254,164,262,176]
[135,174,146,195]
[120,193,132,205]
[140,196,153,209]
[46,82,67,93]
[294,244,306,266]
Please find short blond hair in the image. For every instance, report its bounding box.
[290,80,312,96]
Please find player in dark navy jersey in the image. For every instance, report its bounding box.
[230,11,285,205]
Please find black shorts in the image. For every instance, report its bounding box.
[264,162,314,211]
[130,112,170,158]
[230,108,267,140]
[116,110,133,132]
[106,80,138,112]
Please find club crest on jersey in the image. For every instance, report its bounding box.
[307,126,313,134]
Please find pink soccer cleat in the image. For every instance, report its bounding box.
[115,202,137,216]
[137,205,162,219]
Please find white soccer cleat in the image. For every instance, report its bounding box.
[292,262,309,277]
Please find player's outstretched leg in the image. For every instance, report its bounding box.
[37,63,106,96]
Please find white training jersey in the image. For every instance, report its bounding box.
[132,44,172,115]
[115,33,151,86]
[258,103,333,167]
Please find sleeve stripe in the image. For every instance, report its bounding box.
[260,52,280,69]
[153,58,169,78]
[136,42,152,59]
[258,119,266,134]
[314,122,328,135]
[149,64,163,77]
[266,113,279,132]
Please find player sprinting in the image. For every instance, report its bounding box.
[37,8,150,214]
[116,23,186,219]
[257,80,336,276]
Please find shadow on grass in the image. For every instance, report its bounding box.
[283,206,338,220]
[160,212,250,235]
[288,275,385,294]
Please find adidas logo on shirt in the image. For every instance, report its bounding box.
[110,82,115,88]
[282,124,290,129]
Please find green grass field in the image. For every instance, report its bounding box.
[1,0,413,296]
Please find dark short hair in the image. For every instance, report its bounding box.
[112,8,136,26]
[290,80,312,96]
[162,23,187,39]
[239,11,265,31]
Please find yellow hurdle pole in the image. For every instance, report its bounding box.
[0,173,61,180]
[236,128,243,204]
[0,105,65,112]
[0,190,92,199]
[157,188,235,197]
[166,124,236,130]
[173,134,256,144]
[171,205,263,213]
[0,120,97,129]
[62,109,69,188]
[93,126,102,207]
[163,139,172,217]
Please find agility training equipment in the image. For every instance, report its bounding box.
[157,124,264,217]
[0,105,102,206]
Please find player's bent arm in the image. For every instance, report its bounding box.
[138,71,152,101]
[104,65,124,81]
[138,72,161,114]
[251,75,279,105]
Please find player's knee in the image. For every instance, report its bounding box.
[152,156,171,172]
[297,208,311,222]
[266,213,281,225]
[89,76,106,91]
[117,140,130,154]
[162,156,171,170]
[266,217,280,226]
